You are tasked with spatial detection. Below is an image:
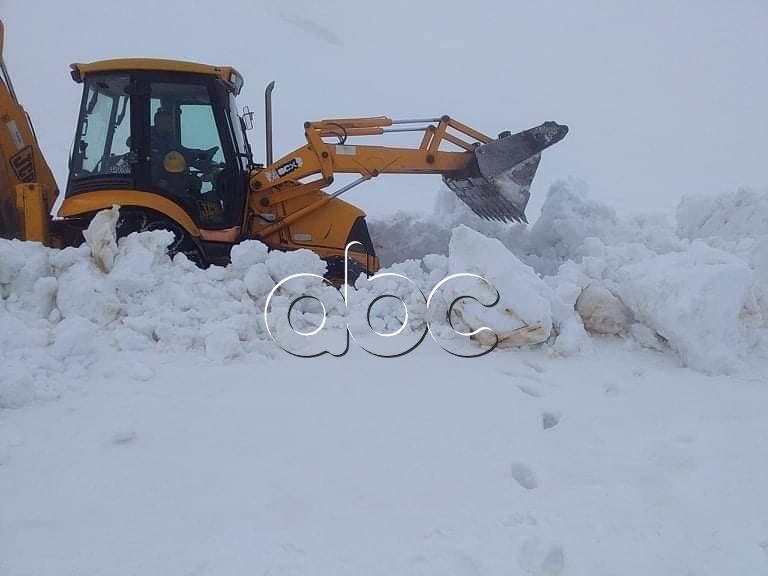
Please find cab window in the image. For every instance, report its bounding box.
[147,80,230,227]
[72,74,131,176]
[180,102,225,187]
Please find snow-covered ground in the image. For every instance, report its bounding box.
[2,182,767,574]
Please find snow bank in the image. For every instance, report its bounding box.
[447,225,554,347]
[1,181,767,409]
[527,179,619,273]
[535,189,764,373]
[367,180,767,372]
[677,187,768,319]
[678,187,768,242]
[616,243,755,373]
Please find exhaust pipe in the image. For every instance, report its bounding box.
[265,81,275,166]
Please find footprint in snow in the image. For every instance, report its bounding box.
[409,551,483,576]
[499,366,544,384]
[604,381,623,396]
[523,359,547,374]
[759,539,768,558]
[111,428,137,445]
[541,411,561,430]
[517,536,565,575]
[501,511,538,528]
[510,461,539,490]
[517,383,545,398]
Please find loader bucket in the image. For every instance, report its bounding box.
[443,121,568,223]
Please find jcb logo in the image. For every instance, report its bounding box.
[265,157,303,182]
[276,157,301,177]
[9,146,36,183]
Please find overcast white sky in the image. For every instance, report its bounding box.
[2,0,766,219]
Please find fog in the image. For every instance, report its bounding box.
[2,0,766,218]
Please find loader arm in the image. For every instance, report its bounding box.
[0,20,59,243]
[248,115,568,239]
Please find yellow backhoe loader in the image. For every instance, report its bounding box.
[0,20,567,278]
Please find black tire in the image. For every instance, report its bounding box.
[115,209,205,267]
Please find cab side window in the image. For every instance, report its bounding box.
[73,74,131,176]
[180,103,224,194]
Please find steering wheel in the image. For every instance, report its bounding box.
[193,146,219,166]
[189,147,225,190]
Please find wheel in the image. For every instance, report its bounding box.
[115,209,205,266]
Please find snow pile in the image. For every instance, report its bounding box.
[533,187,765,373]
[368,180,768,373]
[615,243,755,373]
[0,233,271,408]
[445,225,590,351]
[346,224,588,356]
[447,225,555,348]
[677,187,768,242]
[526,180,619,273]
[8,218,572,405]
[1,181,767,409]
[678,187,768,315]
[369,186,529,267]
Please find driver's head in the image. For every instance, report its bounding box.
[154,108,173,137]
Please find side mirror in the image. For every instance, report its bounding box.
[242,106,254,131]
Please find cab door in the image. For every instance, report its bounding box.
[138,73,247,231]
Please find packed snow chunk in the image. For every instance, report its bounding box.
[0,366,37,410]
[111,229,174,295]
[616,242,755,373]
[676,189,768,320]
[552,315,592,356]
[205,326,242,362]
[244,262,274,299]
[82,206,120,272]
[51,316,99,359]
[368,211,452,267]
[0,315,50,351]
[265,248,327,284]
[0,239,51,300]
[229,239,270,271]
[447,225,552,347]
[56,258,121,326]
[368,188,532,267]
[528,179,618,273]
[576,283,630,335]
[677,188,768,242]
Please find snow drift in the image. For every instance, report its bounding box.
[1,182,766,408]
[371,180,767,371]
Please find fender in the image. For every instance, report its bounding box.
[58,190,201,237]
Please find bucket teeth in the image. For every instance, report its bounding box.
[443,121,568,223]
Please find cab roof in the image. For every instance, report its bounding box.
[70,58,244,94]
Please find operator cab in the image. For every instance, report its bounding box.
[67,60,253,230]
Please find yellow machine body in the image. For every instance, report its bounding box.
[0,21,59,243]
[0,20,568,279]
